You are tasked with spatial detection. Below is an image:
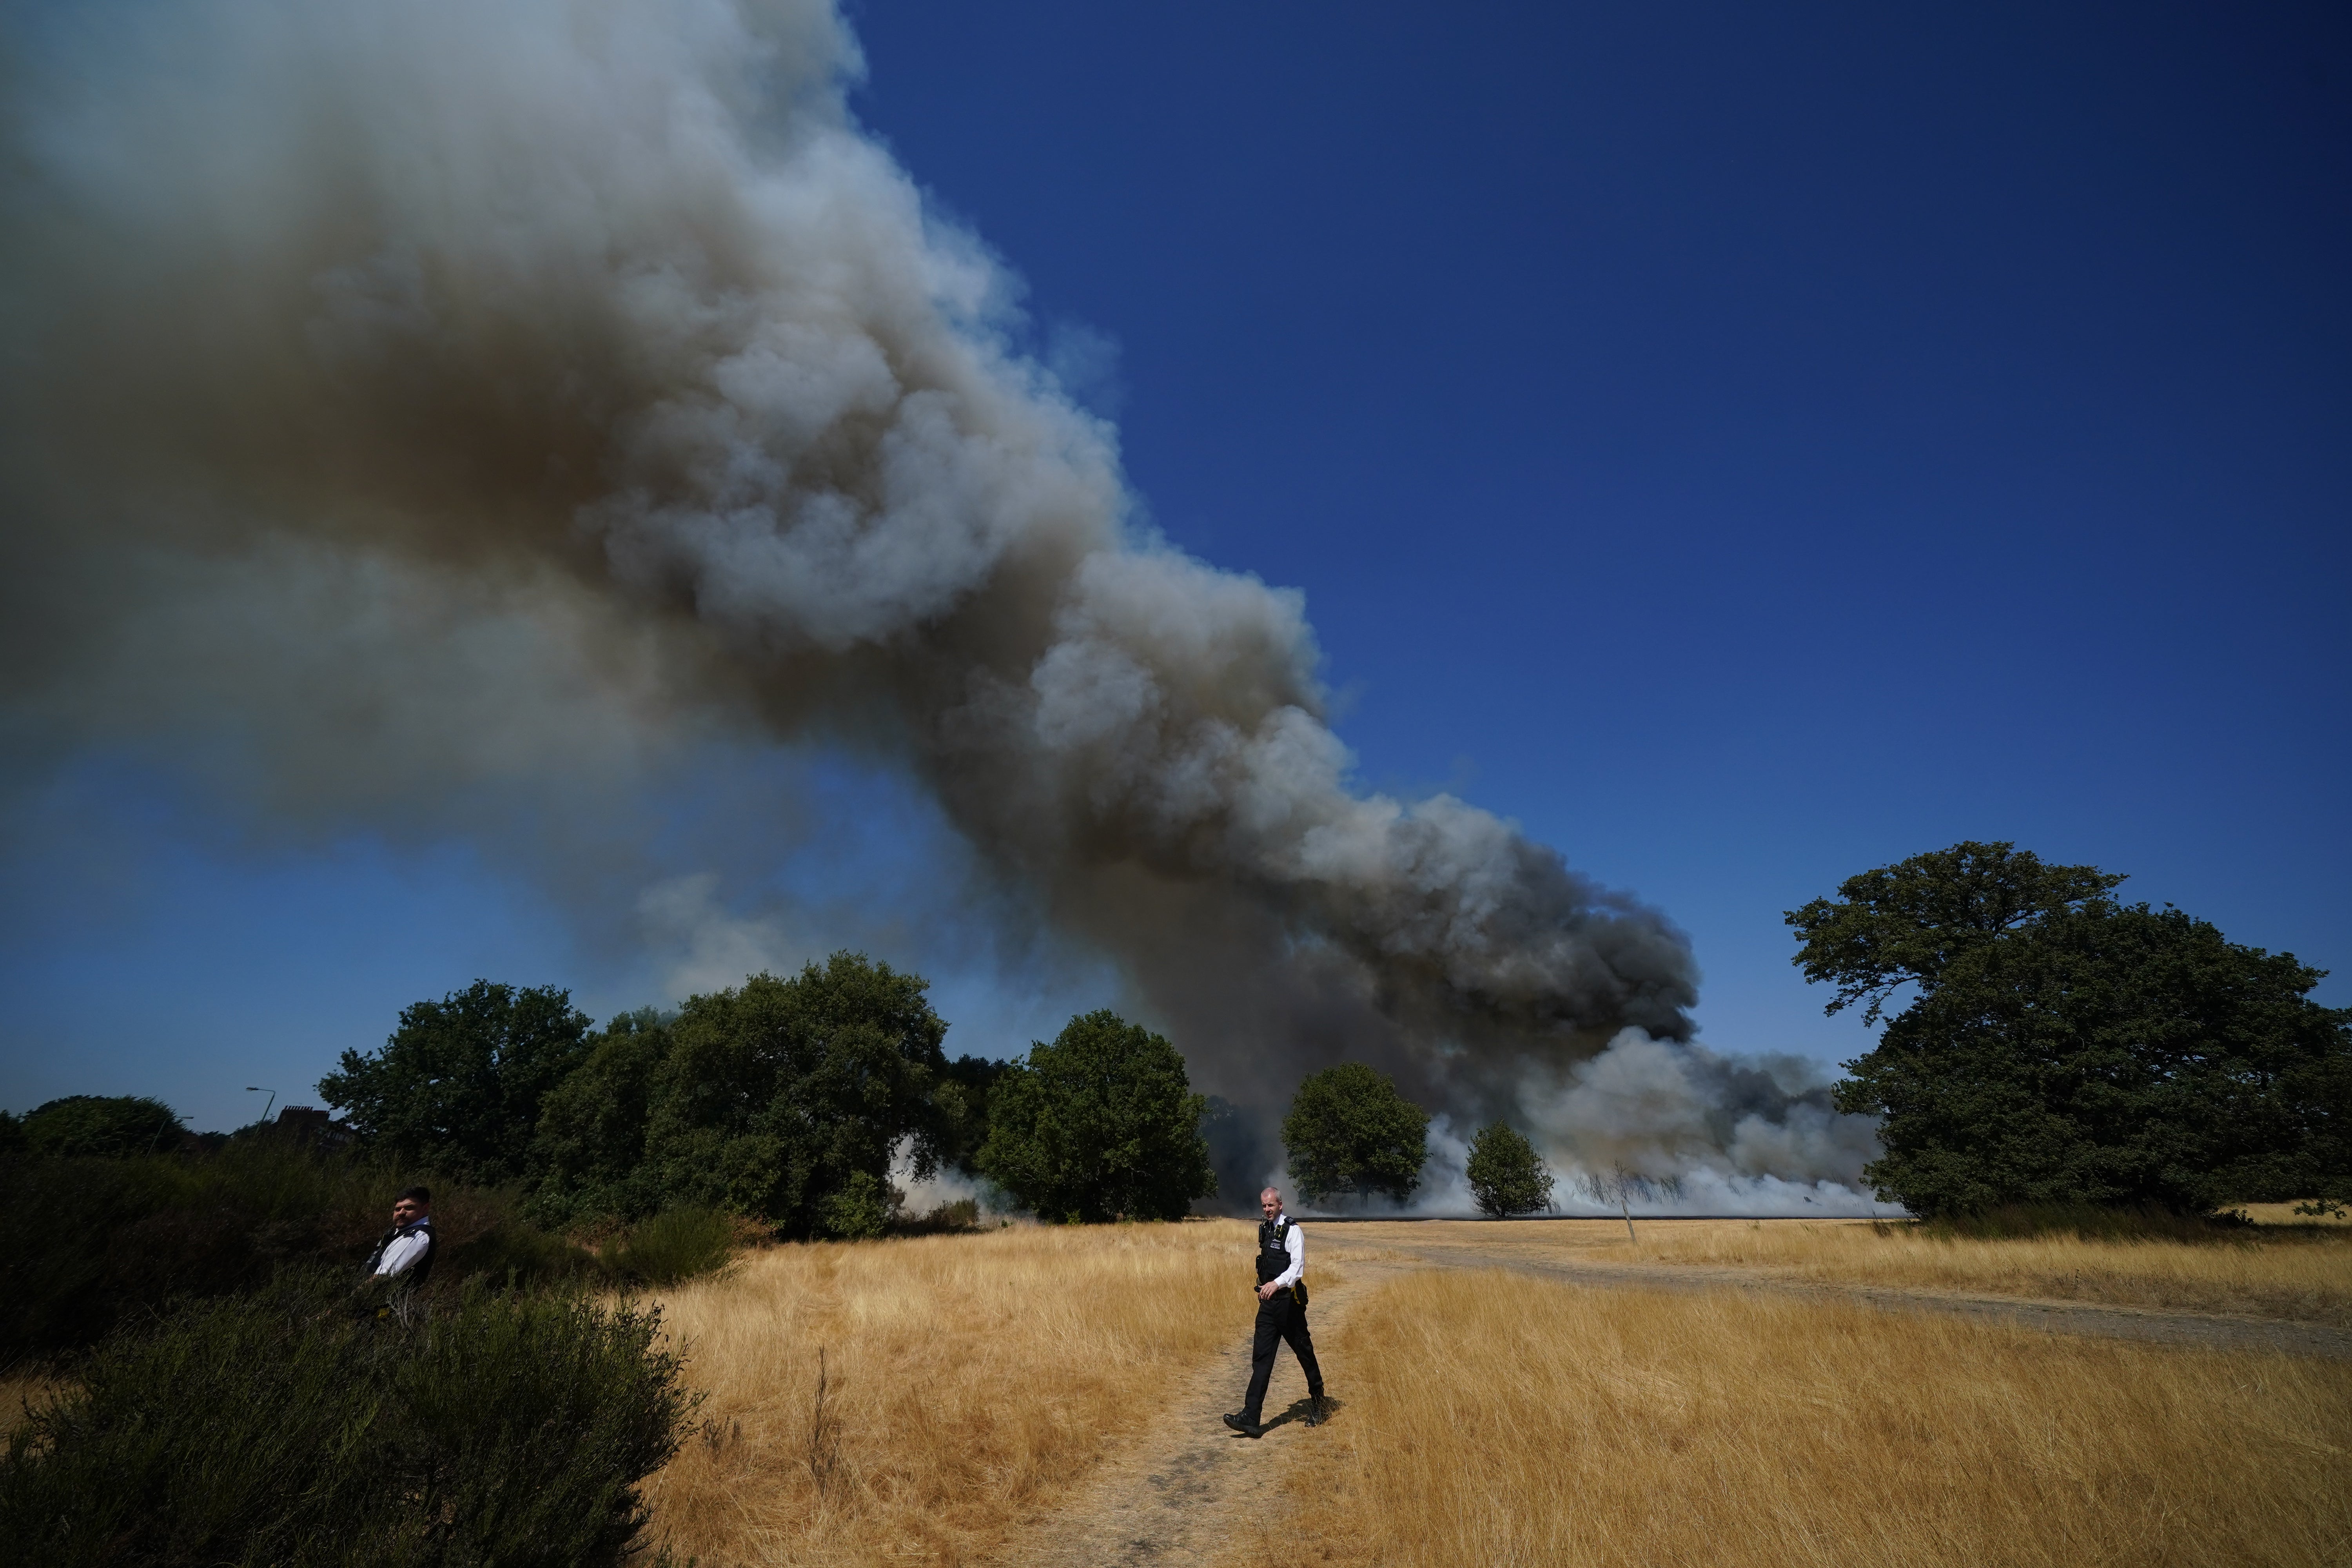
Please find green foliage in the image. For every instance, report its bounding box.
[20,1094,184,1158]
[319,980,593,1186]
[0,1142,592,1366]
[602,1207,738,1286]
[1465,1121,1553,1217]
[1797,843,2352,1220]
[0,1111,22,1157]
[0,1273,693,1568]
[1281,1063,1430,1204]
[529,1009,673,1227]
[974,1010,1217,1223]
[1786,840,2124,1024]
[639,954,952,1238]
[934,1053,1005,1172]
[817,1171,897,1240]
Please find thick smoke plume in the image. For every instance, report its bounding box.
[0,0,1872,1202]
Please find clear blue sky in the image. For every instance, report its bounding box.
[4,1,2346,1131]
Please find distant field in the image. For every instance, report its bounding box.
[1338,1215,2352,1326]
[1241,1268,2352,1568]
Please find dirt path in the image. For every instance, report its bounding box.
[1002,1256,1407,1568]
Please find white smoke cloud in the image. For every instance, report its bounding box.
[0,0,1871,1200]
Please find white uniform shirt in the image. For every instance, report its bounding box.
[1266,1216,1306,1291]
[373,1223,433,1278]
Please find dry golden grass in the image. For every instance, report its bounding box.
[0,1374,56,1440]
[1349,1217,2352,1325]
[639,1220,1263,1567]
[1247,1269,2352,1568]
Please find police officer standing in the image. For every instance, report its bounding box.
[1224,1186,1327,1437]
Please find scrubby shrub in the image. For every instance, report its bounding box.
[602,1207,738,1286]
[0,1272,693,1567]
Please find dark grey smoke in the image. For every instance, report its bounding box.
[0,0,1867,1204]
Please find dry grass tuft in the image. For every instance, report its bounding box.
[1252,1268,2352,1568]
[639,1220,1258,1566]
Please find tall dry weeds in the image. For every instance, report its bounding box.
[639,1221,1255,1566]
[1245,1268,2352,1568]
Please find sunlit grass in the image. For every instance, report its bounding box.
[1243,1268,2352,1568]
[639,1220,1262,1567]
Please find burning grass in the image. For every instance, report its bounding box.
[1245,1268,2352,1568]
[1346,1216,2352,1325]
[637,1219,1265,1566]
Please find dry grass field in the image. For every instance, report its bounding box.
[639,1220,1265,1566]
[1349,1216,2352,1325]
[1241,1268,2352,1568]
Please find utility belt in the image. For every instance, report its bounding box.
[1256,1277,1308,1308]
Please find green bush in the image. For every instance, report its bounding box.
[602,1207,738,1286]
[0,1272,693,1567]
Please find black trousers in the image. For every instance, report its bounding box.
[1242,1289,1323,1421]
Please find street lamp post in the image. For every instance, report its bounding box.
[246,1086,278,1126]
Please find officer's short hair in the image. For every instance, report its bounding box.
[396,1185,432,1207]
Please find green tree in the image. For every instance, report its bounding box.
[1281,1063,1429,1205]
[20,1096,183,1159]
[974,1010,1217,1223]
[1835,900,2352,1216]
[529,1009,672,1226]
[639,954,952,1239]
[1786,840,2125,1024]
[935,1053,1005,1174]
[1465,1121,1553,1218]
[319,981,592,1185]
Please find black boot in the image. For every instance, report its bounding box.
[1223,1412,1266,1438]
[1303,1395,1328,1427]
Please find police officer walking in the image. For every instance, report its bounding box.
[1224,1186,1327,1437]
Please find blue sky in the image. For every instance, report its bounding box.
[4,1,2346,1132]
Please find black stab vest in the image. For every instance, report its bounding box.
[1256,1216,1292,1285]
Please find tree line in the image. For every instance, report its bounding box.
[305,951,1568,1233]
[23,837,2332,1238]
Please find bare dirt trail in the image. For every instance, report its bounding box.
[998,1253,1411,1568]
